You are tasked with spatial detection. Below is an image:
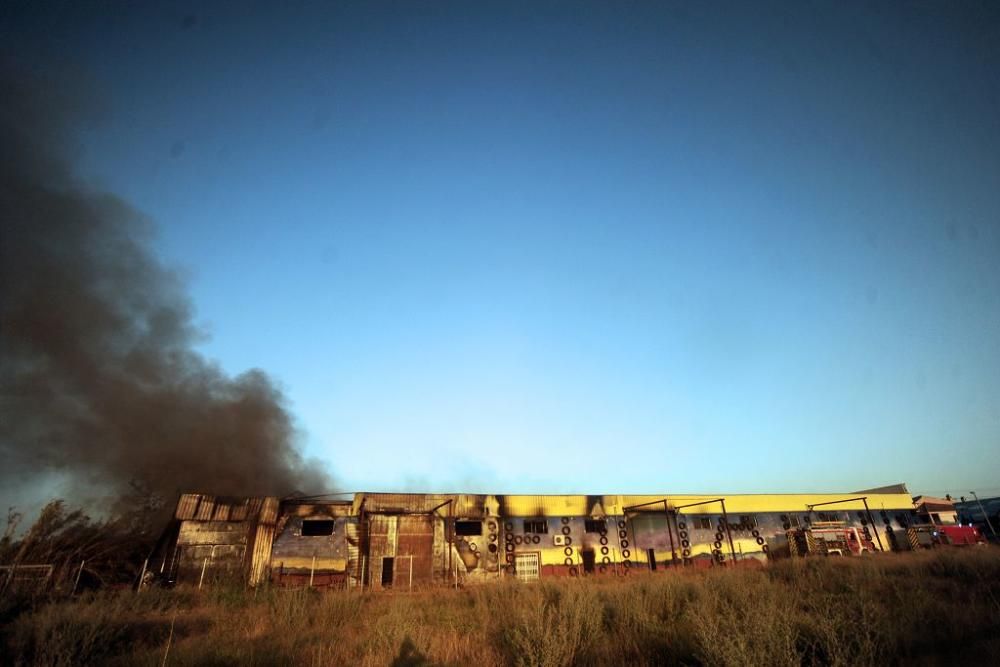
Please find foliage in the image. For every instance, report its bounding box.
[2,549,1000,666]
[1,494,162,596]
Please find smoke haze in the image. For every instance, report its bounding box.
[0,60,330,509]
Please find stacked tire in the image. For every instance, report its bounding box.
[880,511,898,552]
[561,517,574,569]
[677,520,691,564]
[599,522,611,572]
[503,521,515,567]
[712,519,725,563]
[617,520,631,571]
[487,520,499,567]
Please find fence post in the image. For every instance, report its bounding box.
[198,556,209,590]
[71,560,85,596]
[161,609,177,667]
[137,558,149,593]
[309,556,316,588]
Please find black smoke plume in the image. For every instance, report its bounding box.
[0,61,330,511]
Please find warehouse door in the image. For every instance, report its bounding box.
[367,515,397,589]
[397,515,435,586]
[381,558,394,587]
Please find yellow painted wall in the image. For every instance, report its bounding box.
[497,492,913,516]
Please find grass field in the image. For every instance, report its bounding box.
[3,548,999,666]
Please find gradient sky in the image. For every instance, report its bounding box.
[5,1,1000,497]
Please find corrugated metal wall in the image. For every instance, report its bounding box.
[396,515,435,586]
[166,489,920,587]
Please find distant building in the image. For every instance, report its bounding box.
[954,494,1000,540]
[912,495,958,526]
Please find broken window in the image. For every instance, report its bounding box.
[584,519,606,533]
[455,520,482,536]
[523,519,548,534]
[301,519,334,536]
[789,515,800,527]
[739,515,757,528]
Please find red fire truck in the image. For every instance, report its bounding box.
[807,522,877,556]
[912,524,986,548]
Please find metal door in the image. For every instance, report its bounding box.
[514,552,539,582]
[397,515,434,585]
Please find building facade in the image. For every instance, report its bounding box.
[954,494,1000,541]
[157,486,919,588]
[912,495,958,526]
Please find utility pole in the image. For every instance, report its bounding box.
[970,491,997,538]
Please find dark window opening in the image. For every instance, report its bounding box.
[789,515,800,527]
[647,548,657,571]
[455,520,482,536]
[931,513,941,525]
[582,549,596,573]
[302,519,334,536]
[524,520,548,534]
[585,519,606,533]
[696,517,713,530]
[381,557,394,587]
[739,515,757,528]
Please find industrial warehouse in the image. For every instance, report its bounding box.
[152,483,987,589]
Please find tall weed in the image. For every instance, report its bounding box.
[4,548,1000,666]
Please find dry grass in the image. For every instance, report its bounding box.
[3,549,1000,666]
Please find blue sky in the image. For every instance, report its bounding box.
[5,1,1000,496]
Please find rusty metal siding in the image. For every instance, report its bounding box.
[270,517,350,578]
[230,503,248,521]
[175,494,201,520]
[355,493,493,518]
[396,515,434,585]
[177,520,247,546]
[245,498,279,586]
[345,520,361,588]
[433,518,448,583]
[248,523,275,586]
[195,496,216,520]
[167,488,920,587]
[367,514,397,588]
[281,500,354,519]
[357,493,452,514]
[174,520,248,583]
[172,496,280,585]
